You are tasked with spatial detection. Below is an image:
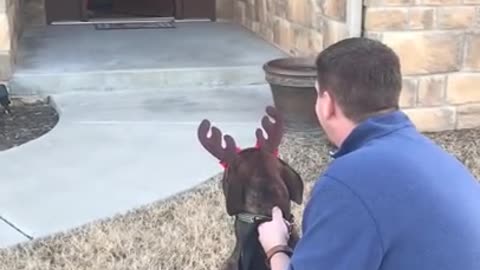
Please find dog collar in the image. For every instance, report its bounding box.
[235,212,294,225]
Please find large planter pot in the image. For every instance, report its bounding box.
[263,57,320,133]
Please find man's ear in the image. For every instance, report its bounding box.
[222,166,245,216]
[279,159,304,205]
[322,90,336,121]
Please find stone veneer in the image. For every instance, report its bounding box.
[364,0,480,131]
[0,0,23,81]
[231,0,350,56]
[228,0,480,132]
[23,0,46,27]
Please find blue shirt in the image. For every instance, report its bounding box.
[289,110,480,270]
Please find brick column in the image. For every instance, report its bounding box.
[364,0,480,131]
[0,0,22,81]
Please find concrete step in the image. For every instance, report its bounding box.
[8,65,270,95]
[9,22,286,95]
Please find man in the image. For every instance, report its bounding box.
[258,37,480,270]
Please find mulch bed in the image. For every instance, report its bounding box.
[0,97,59,151]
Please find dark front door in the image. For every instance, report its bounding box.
[176,0,215,21]
[112,0,175,17]
[45,0,85,23]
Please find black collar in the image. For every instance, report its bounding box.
[235,212,294,270]
[235,212,295,224]
[236,212,271,224]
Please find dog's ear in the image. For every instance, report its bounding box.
[279,160,304,205]
[222,165,245,216]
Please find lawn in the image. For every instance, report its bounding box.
[0,125,479,270]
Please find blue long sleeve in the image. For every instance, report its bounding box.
[289,175,383,270]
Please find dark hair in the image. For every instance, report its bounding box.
[315,37,402,123]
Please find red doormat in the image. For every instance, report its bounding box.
[94,21,175,30]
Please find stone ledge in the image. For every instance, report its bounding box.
[402,103,480,132]
[456,103,480,129]
[403,106,457,132]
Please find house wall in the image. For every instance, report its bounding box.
[227,0,480,131]
[364,0,480,131]
[230,0,350,56]
[0,0,23,81]
[217,0,233,19]
[23,0,46,27]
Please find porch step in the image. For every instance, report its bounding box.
[8,65,269,95]
[9,21,287,96]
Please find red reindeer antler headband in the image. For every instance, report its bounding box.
[197,106,283,169]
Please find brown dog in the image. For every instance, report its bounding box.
[197,106,304,270]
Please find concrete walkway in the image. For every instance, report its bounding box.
[0,86,273,247]
[0,21,287,248]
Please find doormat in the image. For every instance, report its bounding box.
[94,21,175,30]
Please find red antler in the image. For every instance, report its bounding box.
[197,119,239,166]
[255,106,284,154]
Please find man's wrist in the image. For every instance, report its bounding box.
[265,245,293,268]
[271,252,290,261]
[269,252,291,270]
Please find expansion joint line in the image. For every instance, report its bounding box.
[0,216,34,240]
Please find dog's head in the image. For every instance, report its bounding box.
[197,106,304,221]
[198,106,304,270]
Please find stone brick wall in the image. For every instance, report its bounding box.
[364,0,480,131]
[231,0,349,56]
[0,0,23,81]
[217,0,233,19]
[23,0,46,27]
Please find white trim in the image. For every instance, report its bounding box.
[346,0,363,38]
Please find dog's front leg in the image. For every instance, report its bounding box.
[221,245,241,270]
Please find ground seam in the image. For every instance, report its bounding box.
[0,216,34,240]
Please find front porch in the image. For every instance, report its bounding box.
[11,21,286,94]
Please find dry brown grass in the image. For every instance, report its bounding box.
[0,128,479,270]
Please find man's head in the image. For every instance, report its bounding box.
[314,37,402,147]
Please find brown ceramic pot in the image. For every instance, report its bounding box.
[263,57,320,133]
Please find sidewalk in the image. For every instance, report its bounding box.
[0,86,273,247]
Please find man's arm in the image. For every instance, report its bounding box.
[289,175,384,270]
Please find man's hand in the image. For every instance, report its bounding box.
[258,206,290,252]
